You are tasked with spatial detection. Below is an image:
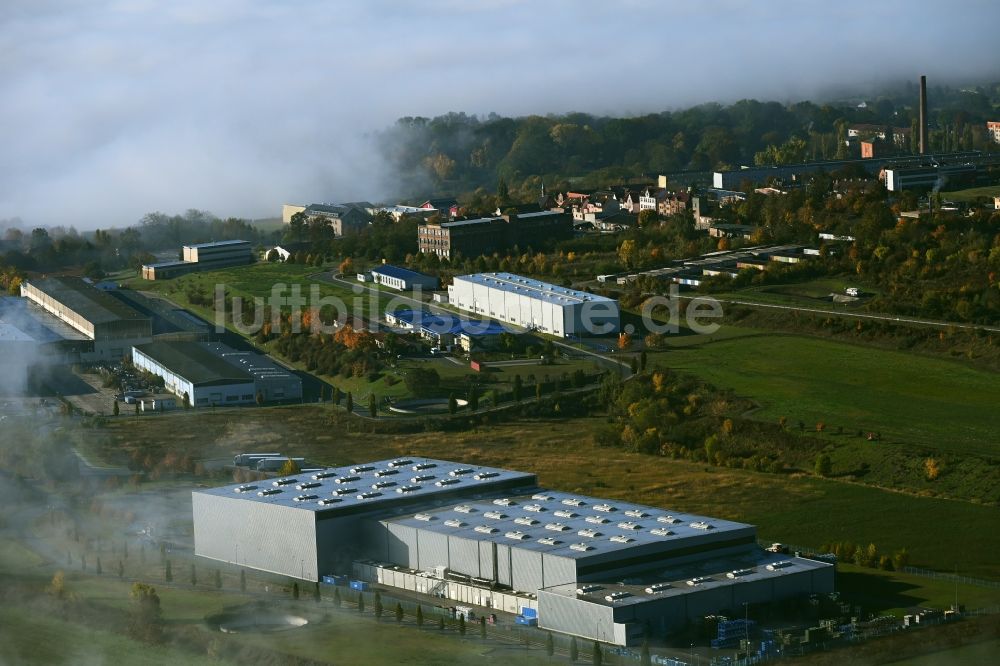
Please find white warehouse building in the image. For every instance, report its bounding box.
[448,273,619,337]
[132,341,302,407]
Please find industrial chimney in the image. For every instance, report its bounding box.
[919,75,928,154]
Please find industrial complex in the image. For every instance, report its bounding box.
[20,277,153,361]
[448,272,620,337]
[141,239,253,280]
[133,340,302,406]
[192,457,833,646]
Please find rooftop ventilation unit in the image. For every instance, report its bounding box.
[333,487,357,496]
[396,485,421,494]
[411,462,437,471]
[576,584,603,594]
[334,475,360,484]
[657,516,682,524]
[493,498,517,506]
[766,561,792,571]
[593,504,617,513]
[312,472,337,480]
[624,509,649,518]
[350,465,375,473]
[561,498,586,507]
[374,469,399,477]
[356,491,382,500]
[514,517,539,526]
[272,478,298,486]
[650,528,674,537]
[604,591,632,601]
[454,505,475,514]
[436,478,460,486]
[617,521,642,530]
[505,531,530,541]
[644,583,671,594]
[610,535,634,544]
[414,513,435,521]
[474,525,499,535]
[257,488,282,496]
[727,569,753,579]
[317,498,342,506]
[474,472,499,480]
[444,519,467,528]
[570,543,595,552]
[296,482,321,490]
[554,510,578,519]
[294,494,319,502]
[524,504,546,512]
[387,459,413,468]
[372,481,397,489]
[449,468,473,476]
[484,511,508,520]
[578,528,602,538]
[234,485,258,493]
[687,577,712,586]
[690,521,714,530]
[411,475,436,483]
[532,493,554,501]
[545,523,570,532]
[537,537,563,546]
[585,516,610,525]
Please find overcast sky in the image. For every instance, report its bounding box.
[1,0,998,229]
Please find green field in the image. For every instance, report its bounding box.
[886,639,1000,665]
[939,184,1000,202]
[704,277,879,311]
[663,333,1000,456]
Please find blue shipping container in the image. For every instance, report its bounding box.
[514,615,538,626]
[321,575,338,585]
[349,580,369,591]
[322,575,348,586]
[520,607,538,619]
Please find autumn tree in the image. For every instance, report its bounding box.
[128,582,163,643]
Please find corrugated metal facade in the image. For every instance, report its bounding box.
[192,492,319,580]
[538,590,619,643]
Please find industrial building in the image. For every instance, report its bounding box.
[367,264,439,291]
[448,273,619,337]
[192,457,834,646]
[711,151,985,190]
[417,210,572,259]
[20,277,153,361]
[132,341,302,406]
[384,308,506,349]
[142,240,253,280]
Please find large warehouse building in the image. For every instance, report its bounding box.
[132,341,302,406]
[192,457,833,646]
[20,277,153,361]
[448,272,619,337]
[142,240,253,280]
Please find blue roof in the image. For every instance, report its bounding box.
[388,309,509,337]
[371,264,435,282]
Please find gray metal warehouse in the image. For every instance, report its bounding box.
[192,457,833,645]
[133,341,302,406]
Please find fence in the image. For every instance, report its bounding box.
[900,567,1000,590]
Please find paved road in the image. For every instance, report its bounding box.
[682,295,1000,333]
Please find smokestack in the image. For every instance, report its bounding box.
[919,75,928,155]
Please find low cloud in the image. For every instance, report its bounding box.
[0,0,996,227]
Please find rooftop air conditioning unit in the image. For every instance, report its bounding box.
[644,583,671,594]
